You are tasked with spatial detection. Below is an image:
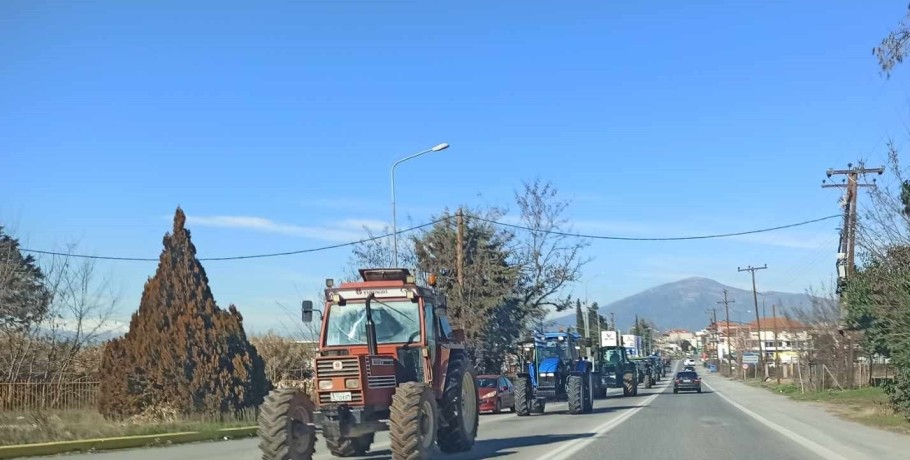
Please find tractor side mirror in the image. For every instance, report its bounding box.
[301,300,314,322]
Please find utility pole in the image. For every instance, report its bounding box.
[718,289,736,376]
[706,307,718,365]
[456,208,465,288]
[738,264,768,374]
[822,161,882,389]
[773,303,781,385]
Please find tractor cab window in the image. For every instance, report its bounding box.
[438,314,454,339]
[536,341,567,361]
[602,348,623,364]
[324,300,421,347]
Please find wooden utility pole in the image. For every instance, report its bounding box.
[821,162,882,303]
[773,303,781,385]
[738,264,768,373]
[822,162,882,389]
[706,308,718,364]
[456,208,465,288]
[718,289,735,376]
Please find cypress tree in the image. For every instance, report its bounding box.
[99,208,268,418]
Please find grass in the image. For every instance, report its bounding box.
[749,380,910,435]
[0,408,256,446]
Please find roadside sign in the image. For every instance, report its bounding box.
[601,331,618,347]
[742,363,749,370]
[742,353,759,364]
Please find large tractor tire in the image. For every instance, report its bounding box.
[258,388,316,460]
[566,374,584,415]
[622,371,638,397]
[644,374,653,389]
[390,382,437,460]
[436,353,479,453]
[514,376,532,416]
[324,434,373,457]
[583,374,594,413]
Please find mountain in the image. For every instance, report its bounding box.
[548,277,818,332]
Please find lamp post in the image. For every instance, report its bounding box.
[390,143,449,266]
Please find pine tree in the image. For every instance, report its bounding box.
[0,226,52,330]
[99,208,268,418]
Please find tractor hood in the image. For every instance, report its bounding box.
[538,357,561,374]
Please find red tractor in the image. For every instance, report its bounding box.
[258,269,479,460]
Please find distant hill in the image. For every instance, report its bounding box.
[548,277,817,332]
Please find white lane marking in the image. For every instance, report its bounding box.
[702,380,851,460]
[548,390,663,460]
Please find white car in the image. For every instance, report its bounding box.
[684,358,696,366]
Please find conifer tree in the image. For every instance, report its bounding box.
[99,208,268,417]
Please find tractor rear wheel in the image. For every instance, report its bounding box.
[390,382,437,460]
[583,375,594,413]
[436,353,479,453]
[644,375,652,389]
[567,374,584,415]
[258,388,316,460]
[514,376,532,416]
[324,434,372,457]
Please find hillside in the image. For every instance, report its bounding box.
[549,277,817,332]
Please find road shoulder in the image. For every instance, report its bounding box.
[702,373,910,460]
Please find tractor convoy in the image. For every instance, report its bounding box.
[257,268,668,460]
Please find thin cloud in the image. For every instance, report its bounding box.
[186,215,389,242]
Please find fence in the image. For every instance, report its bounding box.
[0,381,100,411]
[728,361,895,391]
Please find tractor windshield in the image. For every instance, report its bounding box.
[324,300,421,347]
[601,348,624,365]
[536,341,567,361]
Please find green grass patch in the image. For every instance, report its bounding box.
[0,408,256,446]
[755,383,910,435]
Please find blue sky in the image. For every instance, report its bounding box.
[4,1,910,334]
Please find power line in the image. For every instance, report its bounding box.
[19,214,843,262]
[20,219,446,262]
[473,214,842,241]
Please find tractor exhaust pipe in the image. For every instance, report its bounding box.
[364,293,379,356]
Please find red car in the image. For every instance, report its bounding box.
[476,374,516,414]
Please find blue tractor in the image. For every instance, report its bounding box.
[513,331,595,415]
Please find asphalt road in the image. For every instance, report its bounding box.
[56,368,901,460]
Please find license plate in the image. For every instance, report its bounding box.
[330,392,352,402]
[683,379,691,383]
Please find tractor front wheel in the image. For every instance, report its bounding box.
[390,382,437,460]
[566,374,584,415]
[514,376,532,416]
[258,388,316,460]
[436,353,479,453]
[623,371,638,397]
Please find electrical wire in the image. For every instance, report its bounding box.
[20,219,447,262]
[19,214,843,261]
[472,214,843,241]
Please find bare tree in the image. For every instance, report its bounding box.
[1,240,119,385]
[875,5,910,77]
[514,179,590,322]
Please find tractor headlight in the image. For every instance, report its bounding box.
[481,392,496,399]
[318,380,333,390]
[345,378,360,389]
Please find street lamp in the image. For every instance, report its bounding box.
[390,143,449,266]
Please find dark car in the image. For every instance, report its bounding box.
[673,371,702,394]
[477,374,515,413]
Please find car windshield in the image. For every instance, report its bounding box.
[324,300,420,347]
[477,378,498,389]
[677,372,698,379]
